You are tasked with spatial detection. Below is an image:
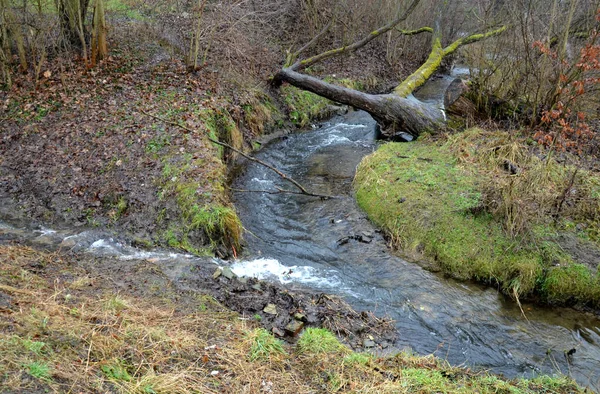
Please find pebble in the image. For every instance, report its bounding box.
[263,303,278,315]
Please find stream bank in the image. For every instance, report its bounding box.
[0,227,586,393]
[355,129,600,307]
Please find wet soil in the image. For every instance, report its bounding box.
[0,56,238,252]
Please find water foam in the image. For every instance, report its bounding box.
[230,258,341,288]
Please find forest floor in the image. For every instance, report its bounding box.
[0,48,252,257]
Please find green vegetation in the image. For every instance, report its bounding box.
[248,328,286,361]
[282,78,361,127]
[297,327,344,354]
[355,128,600,306]
[0,245,584,393]
[156,129,242,255]
[282,85,332,127]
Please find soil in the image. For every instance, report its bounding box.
[0,51,247,253]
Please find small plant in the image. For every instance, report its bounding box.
[343,352,372,366]
[297,328,343,355]
[101,360,132,381]
[26,361,51,380]
[532,14,600,155]
[20,338,46,355]
[104,295,129,312]
[248,328,286,361]
[253,314,262,322]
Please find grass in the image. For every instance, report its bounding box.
[297,327,344,355]
[0,245,588,393]
[247,328,286,361]
[354,128,600,306]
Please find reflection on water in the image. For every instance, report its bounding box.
[233,110,600,390]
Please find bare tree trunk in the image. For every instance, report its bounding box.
[57,0,90,53]
[187,0,208,70]
[278,68,445,135]
[91,0,107,65]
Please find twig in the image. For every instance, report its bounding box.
[513,287,530,323]
[229,186,336,199]
[139,110,334,199]
[0,283,34,295]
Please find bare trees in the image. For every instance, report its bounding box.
[0,0,107,87]
[462,0,600,124]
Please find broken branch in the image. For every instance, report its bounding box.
[289,0,421,72]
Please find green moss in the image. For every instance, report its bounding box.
[542,264,600,304]
[281,77,360,127]
[354,130,600,306]
[282,85,331,127]
[155,137,242,255]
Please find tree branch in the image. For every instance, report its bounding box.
[394,25,507,97]
[395,26,433,36]
[289,0,421,72]
[139,110,334,199]
[286,19,334,67]
[443,26,507,55]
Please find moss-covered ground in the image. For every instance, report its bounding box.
[0,245,586,393]
[355,128,600,307]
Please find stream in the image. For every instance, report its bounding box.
[1,71,599,390]
[231,107,600,390]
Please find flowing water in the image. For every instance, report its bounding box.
[1,68,599,390]
[232,109,600,390]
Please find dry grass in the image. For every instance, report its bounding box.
[0,245,587,393]
[446,128,600,239]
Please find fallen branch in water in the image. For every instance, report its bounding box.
[139,110,334,199]
[230,187,337,199]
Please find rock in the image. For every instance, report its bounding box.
[263,303,278,315]
[237,277,248,284]
[293,313,306,322]
[272,327,285,337]
[60,238,77,248]
[251,283,262,291]
[391,132,414,142]
[213,268,222,279]
[363,339,376,348]
[285,320,304,336]
[221,266,235,280]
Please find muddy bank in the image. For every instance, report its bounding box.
[0,223,396,351]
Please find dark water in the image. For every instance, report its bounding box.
[232,110,600,390]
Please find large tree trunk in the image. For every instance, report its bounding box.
[277,68,445,136]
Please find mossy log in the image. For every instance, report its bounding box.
[277,68,445,136]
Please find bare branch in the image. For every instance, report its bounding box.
[286,19,334,67]
[229,187,338,199]
[139,110,334,200]
[289,0,421,72]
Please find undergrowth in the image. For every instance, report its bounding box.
[355,128,600,306]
